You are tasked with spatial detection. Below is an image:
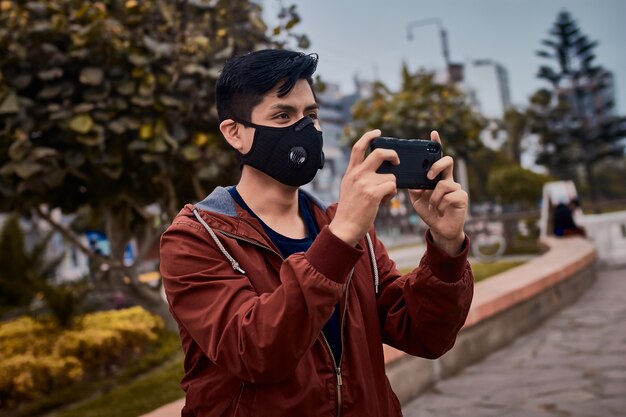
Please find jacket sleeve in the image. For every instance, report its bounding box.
[160,219,363,383]
[373,228,474,358]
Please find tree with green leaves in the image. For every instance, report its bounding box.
[351,65,491,200]
[487,165,552,208]
[0,0,307,327]
[352,66,485,159]
[464,146,508,204]
[530,10,626,201]
[501,106,529,165]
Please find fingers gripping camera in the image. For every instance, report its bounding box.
[370,137,442,189]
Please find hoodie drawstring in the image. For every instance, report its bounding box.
[192,209,246,274]
[193,208,379,293]
[365,233,379,294]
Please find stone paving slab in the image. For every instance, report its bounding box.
[403,266,626,417]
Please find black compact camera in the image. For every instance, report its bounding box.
[370,137,442,189]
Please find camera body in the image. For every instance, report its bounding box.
[370,137,442,189]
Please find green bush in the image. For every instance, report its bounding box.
[0,306,163,407]
[0,355,84,404]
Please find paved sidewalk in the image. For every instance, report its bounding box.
[403,265,626,417]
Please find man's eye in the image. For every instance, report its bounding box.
[275,113,290,120]
[308,113,319,119]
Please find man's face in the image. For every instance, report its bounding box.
[239,79,320,154]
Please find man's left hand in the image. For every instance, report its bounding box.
[409,130,468,256]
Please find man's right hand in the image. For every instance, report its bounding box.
[328,129,399,246]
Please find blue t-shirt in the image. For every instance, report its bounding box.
[228,187,342,365]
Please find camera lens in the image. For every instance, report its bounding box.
[427,144,439,153]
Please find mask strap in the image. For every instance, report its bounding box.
[230,117,258,129]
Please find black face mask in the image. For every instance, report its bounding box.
[234,116,325,187]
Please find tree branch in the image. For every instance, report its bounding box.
[119,193,153,221]
[134,222,168,267]
[34,205,124,269]
[158,175,179,222]
[191,175,205,202]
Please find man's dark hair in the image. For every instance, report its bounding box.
[216,49,318,122]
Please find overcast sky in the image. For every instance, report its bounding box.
[263,0,626,113]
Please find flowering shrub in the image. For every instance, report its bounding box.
[0,307,163,406]
[0,316,59,358]
[0,355,83,403]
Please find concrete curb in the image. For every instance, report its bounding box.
[141,399,185,417]
[384,236,597,405]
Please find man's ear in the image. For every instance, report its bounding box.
[219,119,245,152]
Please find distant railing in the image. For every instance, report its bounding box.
[580,198,626,214]
[375,200,542,261]
[464,210,541,261]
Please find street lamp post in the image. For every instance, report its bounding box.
[406,18,452,82]
[406,18,470,201]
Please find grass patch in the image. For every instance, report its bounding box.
[116,331,182,383]
[505,236,541,256]
[470,260,525,282]
[53,354,184,417]
[10,332,183,417]
[400,260,525,283]
[386,240,424,252]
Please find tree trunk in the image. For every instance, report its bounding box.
[103,205,177,330]
[584,161,600,208]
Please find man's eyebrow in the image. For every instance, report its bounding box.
[269,103,319,112]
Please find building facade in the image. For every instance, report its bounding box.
[462,58,512,120]
[303,82,362,203]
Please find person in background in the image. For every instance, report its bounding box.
[553,198,586,237]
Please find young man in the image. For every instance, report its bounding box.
[160,49,473,417]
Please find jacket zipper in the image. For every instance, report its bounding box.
[320,268,353,417]
[215,227,354,417]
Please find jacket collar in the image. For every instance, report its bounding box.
[192,186,332,252]
[196,186,330,216]
[195,186,239,217]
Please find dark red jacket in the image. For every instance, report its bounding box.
[160,187,473,417]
